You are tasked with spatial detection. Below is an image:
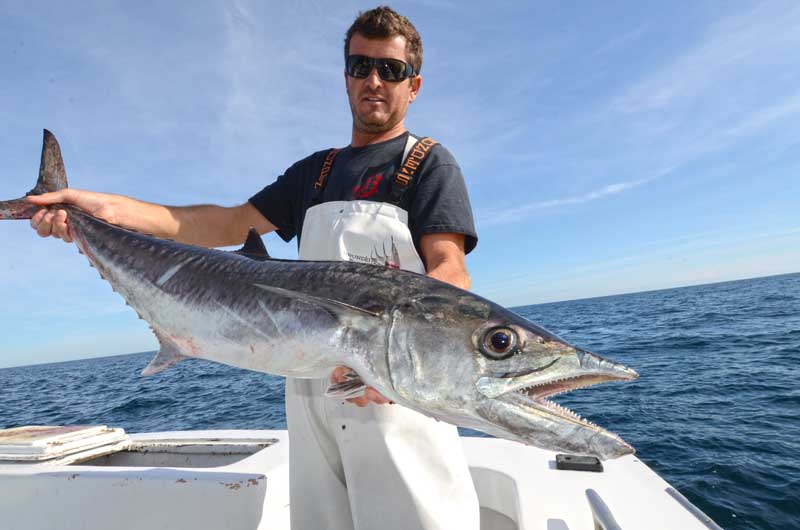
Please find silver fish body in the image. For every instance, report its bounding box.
[0,130,639,459]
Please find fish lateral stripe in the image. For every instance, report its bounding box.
[253,284,382,319]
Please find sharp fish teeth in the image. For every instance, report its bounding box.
[539,400,598,428]
[519,375,605,399]
[514,376,603,428]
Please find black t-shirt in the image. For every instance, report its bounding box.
[249,132,477,256]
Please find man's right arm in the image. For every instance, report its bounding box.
[27,189,276,248]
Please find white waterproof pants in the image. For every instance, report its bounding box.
[287,200,479,530]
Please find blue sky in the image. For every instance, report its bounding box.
[1,1,798,368]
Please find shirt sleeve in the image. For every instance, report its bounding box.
[408,145,478,254]
[248,166,301,243]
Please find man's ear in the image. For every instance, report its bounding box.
[409,74,422,103]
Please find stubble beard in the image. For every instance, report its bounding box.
[348,94,404,135]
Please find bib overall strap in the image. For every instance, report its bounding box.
[391,136,438,204]
[314,148,340,191]
[310,147,340,206]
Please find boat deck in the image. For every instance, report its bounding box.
[0,429,720,529]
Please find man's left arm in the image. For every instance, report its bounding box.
[420,232,470,290]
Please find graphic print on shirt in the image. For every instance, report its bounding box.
[346,236,401,269]
[352,173,384,199]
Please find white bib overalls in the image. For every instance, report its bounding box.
[286,140,479,530]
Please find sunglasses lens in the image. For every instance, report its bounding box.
[378,59,408,81]
[346,55,413,82]
[346,55,373,78]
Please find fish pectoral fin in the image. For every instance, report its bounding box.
[141,333,190,376]
[253,284,382,319]
[324,377,368,399]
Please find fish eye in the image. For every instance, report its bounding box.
[481,327,518,360]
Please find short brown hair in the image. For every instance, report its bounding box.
[344,6,423,76]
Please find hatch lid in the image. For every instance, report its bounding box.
[0,425,128,461]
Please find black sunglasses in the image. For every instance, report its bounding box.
[346,55,416,82]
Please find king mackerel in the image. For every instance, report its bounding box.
[0,130,639,459]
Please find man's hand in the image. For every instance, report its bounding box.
[27,189,119,242]
[330,366,393,407]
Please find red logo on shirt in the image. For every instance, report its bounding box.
[353,173,383,199]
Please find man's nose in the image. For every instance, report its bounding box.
[364,66,383,87]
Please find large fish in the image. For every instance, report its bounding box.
[0,130,639,459]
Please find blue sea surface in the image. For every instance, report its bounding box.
[2,272,799,530]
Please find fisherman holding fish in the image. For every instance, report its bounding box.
[28,6,481,530]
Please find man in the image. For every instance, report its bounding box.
[30,7,479,530]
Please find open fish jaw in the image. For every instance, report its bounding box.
[509,373,629,429]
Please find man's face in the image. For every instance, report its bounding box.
[345,33,421,135]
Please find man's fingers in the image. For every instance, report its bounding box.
[345,387,392,407]
[52,210,70,240]
[30,208,46,230]
[25,190,72,205]
[365,387,391,405]
[330,366,354,383]
[35,211,55,238]
[347,396,370,407]
[331,366,393,407]
[30,207,73,242]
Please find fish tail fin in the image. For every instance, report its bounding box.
[0,129,69,220]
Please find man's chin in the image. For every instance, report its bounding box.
[354,111,381,126]
[352,109,403,135]
[357,122,392,134]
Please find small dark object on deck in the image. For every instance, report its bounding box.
[555,454,603,472]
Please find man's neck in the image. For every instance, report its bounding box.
[350,122,407,148]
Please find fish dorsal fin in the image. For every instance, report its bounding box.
[254,284,382,319]
[235,228,270,260]
[30,129,68,196]
[141,331,191,376]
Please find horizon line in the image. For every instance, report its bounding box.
[2,269,797,371]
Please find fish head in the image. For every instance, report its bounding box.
[385,292,638,459]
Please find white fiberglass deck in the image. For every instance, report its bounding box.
[0,429,720,530]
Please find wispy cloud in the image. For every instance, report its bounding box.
[606,2,800,157]
[215,1,355,199]
[588,25,649,59]
[478,225,800,304]
[479,177,651,227]
[469,2,800,230]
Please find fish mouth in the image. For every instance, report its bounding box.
[503,373,631,428]
[476,350,639,455]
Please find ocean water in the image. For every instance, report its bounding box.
[2,272,799,530]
